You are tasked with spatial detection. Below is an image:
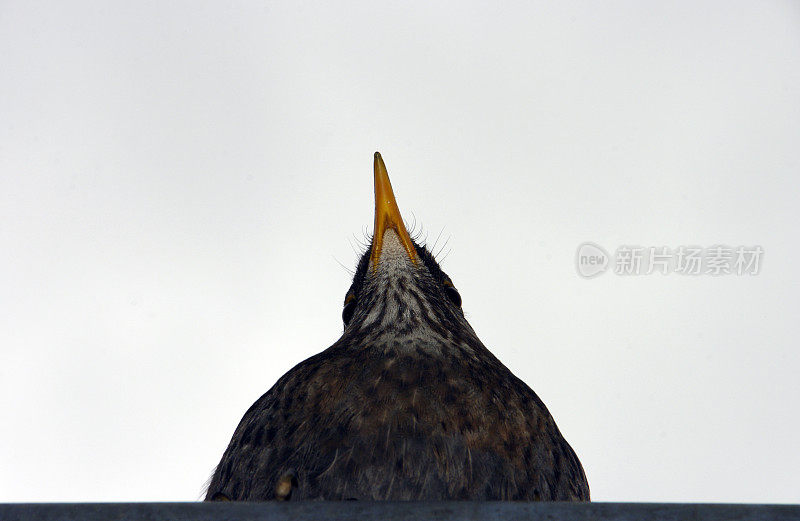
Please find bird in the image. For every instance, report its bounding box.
[204,152,589,501]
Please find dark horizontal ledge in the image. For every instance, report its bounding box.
[1,502,798,521]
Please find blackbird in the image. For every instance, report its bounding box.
[205,152,589,501]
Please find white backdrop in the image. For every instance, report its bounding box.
[1,1,798,503]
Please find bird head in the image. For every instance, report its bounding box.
[340,153,476,348]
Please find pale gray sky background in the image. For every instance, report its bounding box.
[2,0,799,504]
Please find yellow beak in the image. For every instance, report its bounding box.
[371,152,418,270]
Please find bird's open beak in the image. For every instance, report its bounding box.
[371,152,418,269]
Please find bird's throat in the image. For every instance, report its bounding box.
[370,229,415,274]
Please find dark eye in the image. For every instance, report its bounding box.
[443,279,462,307]
[342,293,357,326]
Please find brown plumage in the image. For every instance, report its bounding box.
[205,153,589,501]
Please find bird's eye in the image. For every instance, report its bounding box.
[443,278,462,307]
[342,293,357,326]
